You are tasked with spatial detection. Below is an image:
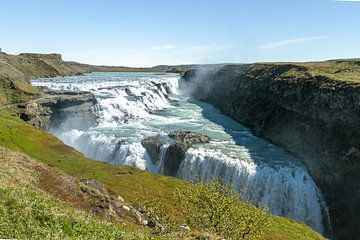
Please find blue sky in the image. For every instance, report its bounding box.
[1,0,359,66]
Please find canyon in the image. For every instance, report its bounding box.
[182,62,360,239]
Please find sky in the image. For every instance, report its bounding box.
[0,0,360,67]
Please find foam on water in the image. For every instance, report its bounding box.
[32,72,329,234]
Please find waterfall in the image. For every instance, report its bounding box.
[44,72,180,171]
[156,144,170,173]
[177,147,327,234]
[56,129,155,171]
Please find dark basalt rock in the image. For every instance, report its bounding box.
[125,87,136,96]
[165,131,210,176]
[141,131,210,176]
[141,136,165,165]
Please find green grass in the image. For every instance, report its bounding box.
[0,109,325,240]
[0,155,147,240]
[0,76,40,105]
[301,61,360,84]
[259,60,360,85]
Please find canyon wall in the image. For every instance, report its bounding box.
[182,62,360,239]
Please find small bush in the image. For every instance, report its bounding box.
[141,179,270,239]
[176,179,271,239]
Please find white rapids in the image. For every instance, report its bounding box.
[32,72,329,234]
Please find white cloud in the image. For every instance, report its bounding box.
[254,36,328,50]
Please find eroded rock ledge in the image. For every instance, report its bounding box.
[21,89,98,131]
[141,131,210,176]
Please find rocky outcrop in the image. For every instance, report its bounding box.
[169,131,211,148]
[181,69,197,81]
[182,63,360,239]
[79,178,160,228]
[141,131,210,176]
[19,53,63,62]
[21,90,98,131]
[141,136,166,165]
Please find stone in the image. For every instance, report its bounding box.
[179,223,191,231]
[117,195,124,203]
[123,205,130,211]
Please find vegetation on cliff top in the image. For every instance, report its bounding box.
[259,59,360,85]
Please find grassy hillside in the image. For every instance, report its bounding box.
[0,109,325,240]
[0,147,148,240]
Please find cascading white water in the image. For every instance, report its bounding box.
[58,129,155,171]
[32,72,329,234]
[178,148,326,233]
[156,144,170,173]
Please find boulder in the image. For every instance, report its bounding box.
[141,131,210,176]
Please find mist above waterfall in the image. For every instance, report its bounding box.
[32,71,330,234]
[180,65,222,98]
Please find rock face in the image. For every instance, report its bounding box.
[141,136,166,165]
[141,131,210,176]
[181,69,197,81]
[19,53,63,62]
[182,63,360,239]
[22,90,98,131]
